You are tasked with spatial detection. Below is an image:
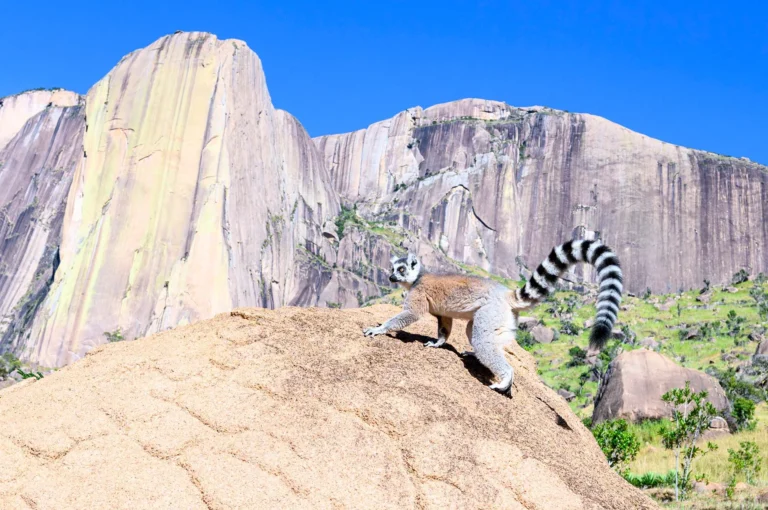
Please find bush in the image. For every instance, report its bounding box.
[516,329,535,350]
[732,397,757,431]
[727,441,762,486]
[660,382,719,501]
[567,346,587,367]
[624,470,678,489]
[591,419,640,475]
[731,269,750,285]
[559,320,580,336]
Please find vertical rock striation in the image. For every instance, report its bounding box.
[17,33,343,367]
[0,89,81,150]
[0,105,85,348]
[315,99,768,293]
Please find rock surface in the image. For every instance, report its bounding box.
[8,33,379,367]
[0,105,85,345]
[592,349,729,423]
[531,324,555,344]
[2,30,768,369]
[0,89,81,150]
[315,100,768,294]
[0,305,656,509]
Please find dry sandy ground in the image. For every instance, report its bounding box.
[0,305,657,509]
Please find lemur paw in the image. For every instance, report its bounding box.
[363,325,386,337]
[424,340,445,348]
[490,383,513,398]
[460,350,475,358]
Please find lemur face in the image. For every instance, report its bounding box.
[389,253,421,286]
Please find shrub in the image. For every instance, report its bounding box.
[624,470,678,489]
[727,441,762,486]
[731,269,750,285]
[567,346,587,367]
[516,330,535,350]
[559,320,580,336]
[104,329,125,342]
[732,397,757,431]
[660,382,719,501]
[591,419,640,475]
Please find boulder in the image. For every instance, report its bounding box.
[531,325,555,344]
[755,338,768,356]
[558,389,576,402]
[592,349,730,423]
[639,337,660,351]
[518,316,540,331]
[0,305,657,509]
[696,291,712,304]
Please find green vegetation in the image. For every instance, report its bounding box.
[592,419,640,475]
[333,205,407,246]
[727,441,762,489]
[660,382,720,501]
[104,329,125,342]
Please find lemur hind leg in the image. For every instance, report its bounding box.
[471,303,515,396]
[425,316,453,348]
[460,320,475,358]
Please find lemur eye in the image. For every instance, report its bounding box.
[399,267,405,274]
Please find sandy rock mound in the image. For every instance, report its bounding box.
[592,349,729,423]
[0,305,656,509]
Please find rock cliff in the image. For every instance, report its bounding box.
[1,32,767,368]
[0,104,85,347]
[0,89,81,150]
[0,305,657,509]
[5,33,363,367]
[315,99,768,294]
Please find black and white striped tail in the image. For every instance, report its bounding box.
[516,239,623,351]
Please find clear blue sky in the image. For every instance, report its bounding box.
[2,1,766,164]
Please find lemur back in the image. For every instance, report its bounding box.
[363,240,622,396]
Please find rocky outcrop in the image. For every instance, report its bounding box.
[11,33,353,368]
[0,89,81,150]
[0,105,85,346]
[592,349,729,423]
[314,99,768,293]
[0,305,657,509]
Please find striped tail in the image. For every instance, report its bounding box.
[515,239,623,351]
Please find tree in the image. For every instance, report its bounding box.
[660,382,719,501]
[591,419,640,476]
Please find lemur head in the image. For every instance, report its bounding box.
[389,253,421,288]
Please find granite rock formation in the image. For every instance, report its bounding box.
[315,100,768,294]
[0,89,81,151]
[0,305,657,509]
[0,105,85,347]
[1,31,767,368]
[592,349,730,423]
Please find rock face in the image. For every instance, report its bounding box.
[0,305,656,509]
[0,105,85,345]
[2,30,767,369]
[0,89,81,150]
[592,349,729,423]
[314,99,768,294]
[8,33,379,367]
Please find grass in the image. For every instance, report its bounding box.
[522,280,768,419]
[627,403,768,487]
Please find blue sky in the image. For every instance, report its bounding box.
[2,1,766,163]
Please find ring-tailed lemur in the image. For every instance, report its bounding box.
[363,239,622,396]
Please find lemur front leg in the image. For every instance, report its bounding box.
[363,311,420,337]
[425,316,452,348]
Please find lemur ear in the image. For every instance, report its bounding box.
[406,253,419,268]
